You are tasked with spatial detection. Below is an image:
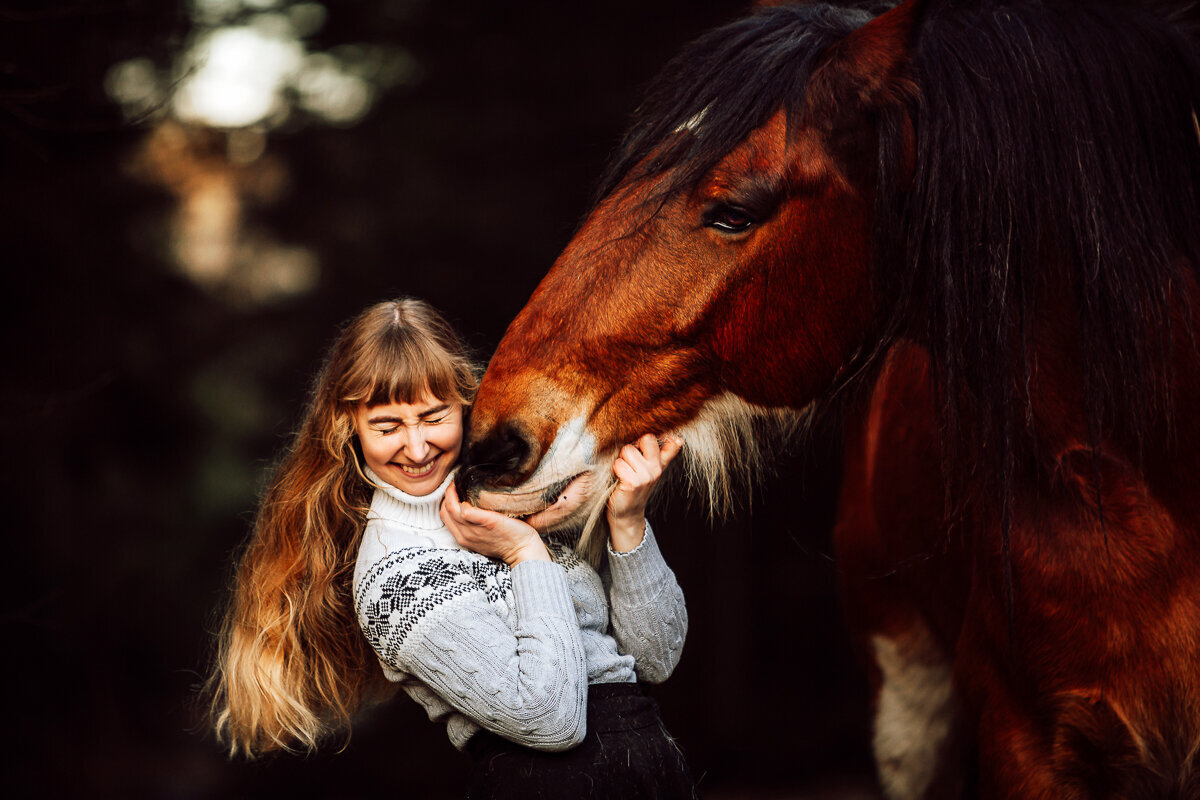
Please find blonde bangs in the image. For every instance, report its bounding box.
[335,300,479,411]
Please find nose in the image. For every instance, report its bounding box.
[457,423,535,502]
[404,425,430,462]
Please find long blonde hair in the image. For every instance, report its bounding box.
[207,297,479,758]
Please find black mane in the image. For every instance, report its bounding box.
[597,0,1200,518]
[881,0,1200,504]
[593,3,874,204]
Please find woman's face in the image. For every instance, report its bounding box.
[355,394,464,496]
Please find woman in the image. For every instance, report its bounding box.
[208,297,695,798]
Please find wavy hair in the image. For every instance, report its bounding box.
[206,297,479,758]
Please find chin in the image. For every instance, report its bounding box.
[378,469,436,496]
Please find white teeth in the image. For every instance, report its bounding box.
[399,461,435,476]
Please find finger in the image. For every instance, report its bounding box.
[440,502,467,542]
[658,433,683,467]
[612,457,641,489]
[633,438,662,479]
[444,481,462,516]
[458,502,496,528]
[441,497,463,526]
[443,484,486,534]
[638,433,661,461]
[621,443,650,474]
[640,435,664,480]
[616,446,654,487]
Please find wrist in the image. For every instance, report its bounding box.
[607,514,646,552]
[505,536,551,566]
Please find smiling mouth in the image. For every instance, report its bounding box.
[395,459,438,477]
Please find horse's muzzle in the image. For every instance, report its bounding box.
[457,422,536,502]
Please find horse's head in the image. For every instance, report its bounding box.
[460,1,921,530]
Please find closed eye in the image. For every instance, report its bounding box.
[375,416,446,433]
[703,203,757,233]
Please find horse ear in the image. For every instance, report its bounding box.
[804,0,924,115]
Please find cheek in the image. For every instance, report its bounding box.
[358,436,387,464]
[705,194,873,404]
[435,424,465,457]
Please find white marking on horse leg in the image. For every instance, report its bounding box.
[871,627,957,800]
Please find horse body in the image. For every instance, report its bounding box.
[979,281,1200,797]
[460,1,1200,795]
[842,318,1200,797]
[842,255,1200,796]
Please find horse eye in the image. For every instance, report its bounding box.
[703,204,756,233]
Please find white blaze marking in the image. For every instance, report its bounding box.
[526,414,597,490]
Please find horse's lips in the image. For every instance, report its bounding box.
[475,472,594,532]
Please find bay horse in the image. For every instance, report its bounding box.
[458,1,1200,796]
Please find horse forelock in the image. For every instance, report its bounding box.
[591,4,872,212]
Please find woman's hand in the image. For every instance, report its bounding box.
[607,433,683,552]
[441,481,551,566]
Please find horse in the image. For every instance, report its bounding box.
[457,0,1200,796]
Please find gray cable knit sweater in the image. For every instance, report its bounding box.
[352,469,688,752]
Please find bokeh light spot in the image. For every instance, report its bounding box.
[173,26,305,129]
[295,52,374,125]
[287,2,327,37]
[104,58,162,119]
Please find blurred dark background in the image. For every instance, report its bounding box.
[1,0,876,796]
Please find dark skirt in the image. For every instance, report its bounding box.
[465,682,698,799]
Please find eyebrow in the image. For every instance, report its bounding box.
[718,171,784,207]
[366,404,451,425]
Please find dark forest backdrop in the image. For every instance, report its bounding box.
[1,1,875,796]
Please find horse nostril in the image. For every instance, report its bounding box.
[458,423,534,500]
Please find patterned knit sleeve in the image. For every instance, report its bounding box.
[604,521,688,683]
[356,548,588,751]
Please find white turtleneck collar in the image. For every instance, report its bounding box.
[363,466,455,532]
[352,468,463,592]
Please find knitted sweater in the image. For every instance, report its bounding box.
[352,469,688,752]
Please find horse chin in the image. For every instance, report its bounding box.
[474,471,598,533]
[471,412,612,532]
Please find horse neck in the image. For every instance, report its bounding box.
[1025,261,1200,519]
